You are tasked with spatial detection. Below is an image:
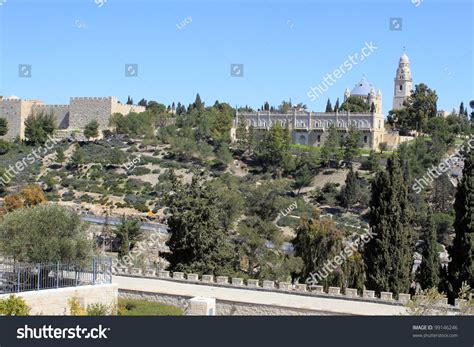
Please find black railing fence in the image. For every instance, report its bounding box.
[0,256,112,294]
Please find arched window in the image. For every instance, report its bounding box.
[364,136,368,143]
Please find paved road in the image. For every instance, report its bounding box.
[82,214,168,234]
[83,214,294,252]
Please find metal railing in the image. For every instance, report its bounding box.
[0,256,112,294]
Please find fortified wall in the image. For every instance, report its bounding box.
[0,96,145,140]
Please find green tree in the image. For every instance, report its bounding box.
[364,156,414,295]
[84,120,99,140]
[406,83,438,131]
[24,111,56,145]
[194,93,204,111]
[293,211,364,291]
[69,146,85,169]
[237,216,300,281]
[361,151,380,173]
[340,96,370,112]
[448,148,474,301]
[0,204,92,264]
[55,147,65,165]
[115,217,143,258]
[320,125,341,167]
[0,117,8,136]
[164,176,236,275]
[255,123,290,170]
[325,99,333,113]
[343,126,362,162]
[416,210,441,290]
[340,168,358,209]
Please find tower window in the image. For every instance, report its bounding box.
[399,85,403,91]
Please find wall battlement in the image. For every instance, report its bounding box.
[70,96,113,101]
[114,267,456,310]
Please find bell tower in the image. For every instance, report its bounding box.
[392,52,413,110]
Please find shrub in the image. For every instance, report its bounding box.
[0,139,10,155]
[117,298,183,316]
[68,297,86,316]
[132,167,151,176]
[0,295,31,316]
[86,303,112,316]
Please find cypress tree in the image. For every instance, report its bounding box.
[194,93,203,110]
[448,147,474,300]
[416,209,441,289]
[364,156,414,296]
[340,168,358,209]
[334,98,340,112]
[325,99,333,113]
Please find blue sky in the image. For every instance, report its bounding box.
[0,0,472,114]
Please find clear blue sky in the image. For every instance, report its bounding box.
[0,0,472,115]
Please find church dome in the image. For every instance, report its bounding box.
[400,53,409,63]
[351,78,372,96]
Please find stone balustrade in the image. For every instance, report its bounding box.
[115,267,437,307]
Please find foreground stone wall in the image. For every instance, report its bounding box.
[0,284,118,315]
[119,289,332,316]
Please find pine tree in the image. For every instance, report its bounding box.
[364,156,414,295]
[325,99,333,113]
[334,98,340,112]
[264,101,270,111]
[164,176,236,275]
[448,147,474,300]
[416,210,441,289]
[321,125,340,167]
[343,126,362,162]
[194,93,203,110]
[340,168,358,209]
